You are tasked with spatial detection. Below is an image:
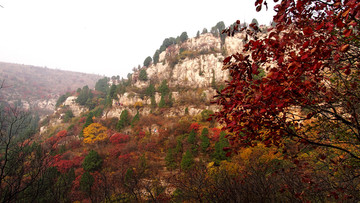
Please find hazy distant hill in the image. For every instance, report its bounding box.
[0,62,102,114]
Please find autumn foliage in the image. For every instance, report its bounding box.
[109,133,130,144]
[215,0,360,161]
[83,123,108,144]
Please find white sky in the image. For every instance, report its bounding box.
[0,0,276,78]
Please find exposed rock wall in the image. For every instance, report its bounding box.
[136,32,249,89]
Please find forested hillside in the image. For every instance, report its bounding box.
[0,0,359,202]
[0,62,102,114]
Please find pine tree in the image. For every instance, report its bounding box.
[181,150,194,171]
[82,150,103,172]
[165,148,176,169]
[187,130,196,144]
[153,50,160,65]
[139,69,148,81]
[158,80,169,96]
[212,131,230,165]
[145,83,155,97]
[131,111,140,128]
[200,128,210,152]
[150,95,157,109]
[158,95,166,108]
[80,171,94,195]
[143,56,152,67]
[116,110,130,130]
[83,113,94,129]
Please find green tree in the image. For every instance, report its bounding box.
[215,21,225,32]
[196,30,200,38]
[95,77,109,94]
[63,109,74,122]
[200,128,210,152]
[175,138,183,155]
[202,28,208,34]
[56,94,67,107]
[150,95,157,109]
[165,148,176,169]
[131,111,140,128]
[214,21,226,44]
[159,37,176,53]
[82,150,103,172]
[76,86,92,106]
[139,69,148,81]
[105,84,117,107]
[201,109,214,122]
[158,95,166,108]
[210,26,219,37]
[187,130,196,144]
[201,127,209,136]
[145,83,155,97]
[143,56,152,67]
[153,50,160,65]
[116,110,130,130]
[181,150,194,171]
[179,32,188,43]
[80,171,94,196]
[213,132,229,165]
[158,80,169,96]
[83,112,94,129]
[109,84,117,99]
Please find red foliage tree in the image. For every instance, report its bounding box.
[215,0,360,161]
[189,123,200,133]
[211,128,221,142]
[54,159,74,173]
[56,130,67,139]
[118,153,132,164]
[109,133,130,144]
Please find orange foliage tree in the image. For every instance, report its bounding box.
[83,123,108,144]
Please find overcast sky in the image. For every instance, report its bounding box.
[0,0,276,78]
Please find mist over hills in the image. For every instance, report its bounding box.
[0,62,103,114]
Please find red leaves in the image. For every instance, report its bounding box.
[256,4,262,12]
[223,56,232,64]
[340,44,350,52]
[315,22,324,30]
[303,27,313,36]
[110,133,130,144]
[342,8,351,18]
[189,122,200,132]
[255,0,263,6]
[343,29,352,37]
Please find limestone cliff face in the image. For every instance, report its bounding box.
[108,33,249,119]
[63,96,87,117]
[133,33,248,88]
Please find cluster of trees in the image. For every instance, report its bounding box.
[213,0,360,200]
[145,31,189,67]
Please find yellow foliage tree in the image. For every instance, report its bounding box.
[83,123,108,144]
[134,101,143,109]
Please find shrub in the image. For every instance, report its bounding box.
[110,133,130,144]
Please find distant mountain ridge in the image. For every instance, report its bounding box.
[0,62,102,114]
